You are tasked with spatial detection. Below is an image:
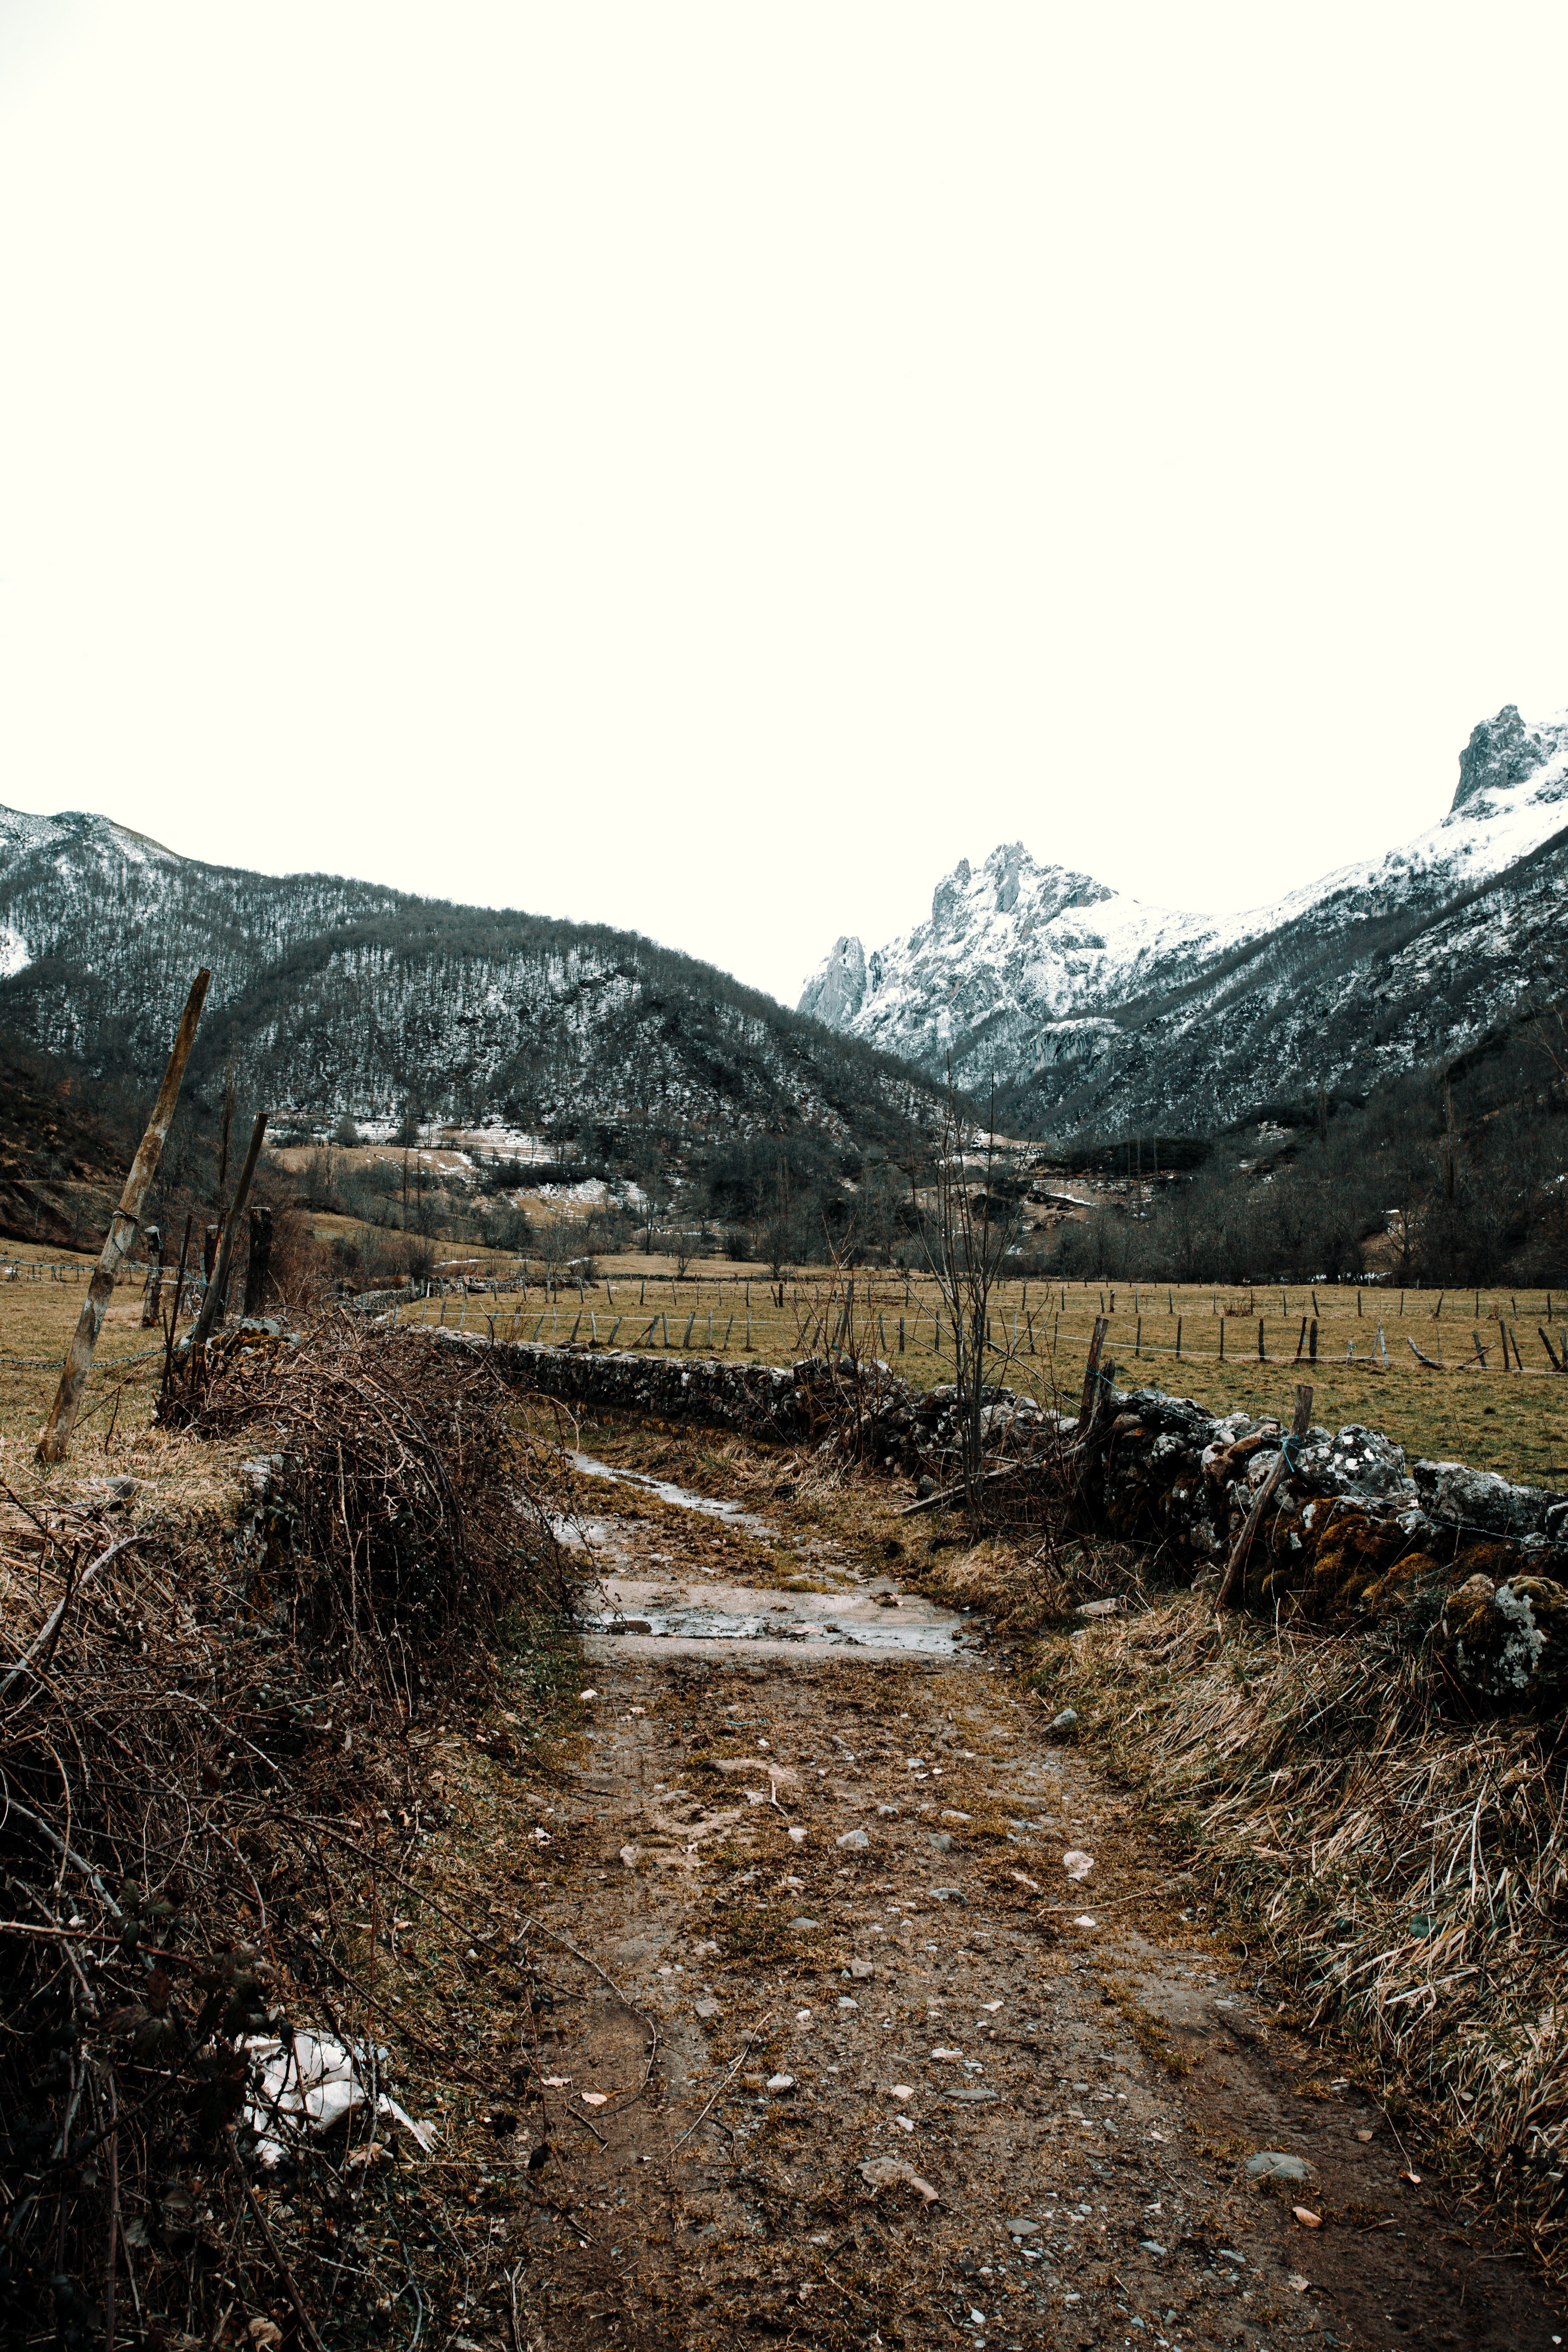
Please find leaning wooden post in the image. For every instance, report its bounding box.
[190,1112,268,1349]
[1218,1383,1313,1609]
[37,969,211,1463]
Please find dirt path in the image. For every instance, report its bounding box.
[494,1452,1563,2352]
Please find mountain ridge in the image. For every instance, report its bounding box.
[798,702,1568,1133]
[0,811,943,1155]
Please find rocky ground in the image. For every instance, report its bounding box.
[470,1441,1564,2352]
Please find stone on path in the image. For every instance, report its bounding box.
[1246,2151,1315,2183]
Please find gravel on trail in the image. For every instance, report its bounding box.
[487,1457,1562,2352]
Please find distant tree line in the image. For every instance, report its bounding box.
[1035,1010,1568,1286]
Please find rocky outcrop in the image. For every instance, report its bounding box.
[452,1330,1568,1712]
[1451,704,1568,816]
[798,935,868,1028]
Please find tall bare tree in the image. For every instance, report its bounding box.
[920,1075,1026,1513]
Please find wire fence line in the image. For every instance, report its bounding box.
[378,1282,1568,1377]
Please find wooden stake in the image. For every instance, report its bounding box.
[37,969,211,1462]
[242,1205,273,1316]
[139,1225,165,1329]
[159,1213,195,1402]
[1219,1384,1312,1608]
[190,1112,268,1349]
[1078,1316,1109,1433]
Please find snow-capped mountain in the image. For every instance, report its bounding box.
[799,704,1568,1134]
[0,810,941,1149]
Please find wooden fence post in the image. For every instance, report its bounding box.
[37,969,211,1463]
[190,1114,268,1349]
[242,1205,273,1317]
[139,1225,165,1329]
[1077,1316,1109,1434]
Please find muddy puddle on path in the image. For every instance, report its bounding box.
[501,1452,1563,2352]
[567,1450,981,1660]
[571,1453,778,1537]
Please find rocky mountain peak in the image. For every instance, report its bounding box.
[1450,704,1568,816]
[930,858,972,926]
[925,843,1115,940]
[987,842,1024,913]
[798,934,867,1026]
[796,700,1568,1134]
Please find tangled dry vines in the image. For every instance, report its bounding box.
[0,1323,578,2352]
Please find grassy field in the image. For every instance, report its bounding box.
[4,1245,1562,1492]
[388,1262,1568,1486]
[0,1246,263,1519]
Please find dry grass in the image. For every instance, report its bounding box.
[1029,1589,1568,2257]
[0,1280,158,1390]
[0,1317,584,2349]
[0,1259,273,1530]
[305,1210,520,1277]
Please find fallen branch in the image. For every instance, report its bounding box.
[1406,1336,1444,1371]
[224,2128,328,2352]
[898,1461,1026,1520]
[674,2013,775,2148]
[0,1532,143,1702]
[2,1796,125,1916]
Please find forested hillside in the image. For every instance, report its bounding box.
[0,809,943,1157]
[1033,1002,1568,1289]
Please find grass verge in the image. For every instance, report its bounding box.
[1017,1580,1568,2265]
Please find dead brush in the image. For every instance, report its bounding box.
[1037,1596,1568,2258]
[0,1315,579,2349]
[183,1314,577,1687]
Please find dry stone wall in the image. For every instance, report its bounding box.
[438,1334,1568,1712]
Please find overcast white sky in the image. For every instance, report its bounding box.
[2,3,1566,1008]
